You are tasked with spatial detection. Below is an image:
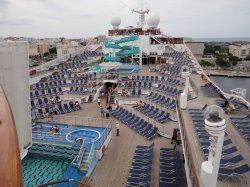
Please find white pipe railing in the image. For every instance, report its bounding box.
[86,142,95,168]
[76,139,86,168]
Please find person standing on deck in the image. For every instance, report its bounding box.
[97,97,101,106]
[116,122,120,136]
[171,129,178,144]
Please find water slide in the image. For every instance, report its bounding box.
[104,34,140,62]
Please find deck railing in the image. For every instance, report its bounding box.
[36,178,91,187]
[76,140,86,168]
[86,142,95,169]
[38,116,112,130]
[176,96,200,187]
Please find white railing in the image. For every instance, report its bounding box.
[75,140,86,168]
[86,142,95,168]
[42,116,112,129]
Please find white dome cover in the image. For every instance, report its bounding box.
[147,13,160,27]
[111,17,121,27]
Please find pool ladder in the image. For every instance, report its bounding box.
[73,139,86,168]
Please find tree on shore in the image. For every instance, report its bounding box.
[216,55,230,67]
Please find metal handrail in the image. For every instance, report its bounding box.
[75,140,86,168]
[36,179,91,187]
[176,96,200,187]
[86,142,95,168]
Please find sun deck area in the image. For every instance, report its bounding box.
[25,48,250,187]
[178,72,250,187]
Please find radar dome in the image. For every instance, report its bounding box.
[147,13,160,28]
[111,17,121,27]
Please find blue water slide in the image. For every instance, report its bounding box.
[104,34,140,62]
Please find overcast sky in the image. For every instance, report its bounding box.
[0,0,250,38]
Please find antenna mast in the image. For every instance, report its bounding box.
[132,0,149,28]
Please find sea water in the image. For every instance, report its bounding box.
[210,76,250,99]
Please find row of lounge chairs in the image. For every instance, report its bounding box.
[230,114,250,144]
[35,103,81,118]
[159,146,181,187]
[145,92,177,111]
[189,107,250,176]
[30,88,64,99]
[154,85,181,96]
[48,74,65,81]
[200,83,221,97]
[133,103,170,124]
[163,52,185,58]
[216,98,247,112]
[70,79,87,86]
[34,80,67,90]
[57,62,86,70]
[130,89,142,97]
[123,81,152,89]
[132,75,180,85]
[31,97,59,109]
[126,144,154,187]
[68,87,88,94]
[112,106,158,140]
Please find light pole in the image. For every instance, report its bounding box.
[180,65,190,109]
[200,105,226,187]
[140,26,148,69]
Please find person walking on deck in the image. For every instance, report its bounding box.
[116,122,120,136]
[171,129,178,144]
[97,97,101,106]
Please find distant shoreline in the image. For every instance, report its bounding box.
[192,37,250,42]
[206,70,250,78]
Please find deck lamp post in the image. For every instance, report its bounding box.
[180,65,190,109]
[200,105,226,187]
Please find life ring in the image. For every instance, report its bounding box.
[102,145,106,153]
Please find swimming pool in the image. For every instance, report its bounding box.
[32,122,111,150]
[22,154,68,187]
[66,129,101,143]
[89,63,140,74]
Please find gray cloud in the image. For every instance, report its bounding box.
[0,0,9,7]
[0,18,33,25]
[0,0,249,38]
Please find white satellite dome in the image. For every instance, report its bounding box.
[147,13,160,28]
[111,17,121,27]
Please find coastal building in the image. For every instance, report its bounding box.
[29,42,49,57]
[56,40,82,57]
[185,42,205,62]
[229,44,250,59]
[0,41,32,159]
[202,54,216,63]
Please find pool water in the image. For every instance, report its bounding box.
[66,129,101,144]
[22,155,68,187]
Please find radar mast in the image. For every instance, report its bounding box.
[132,0,149,28]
